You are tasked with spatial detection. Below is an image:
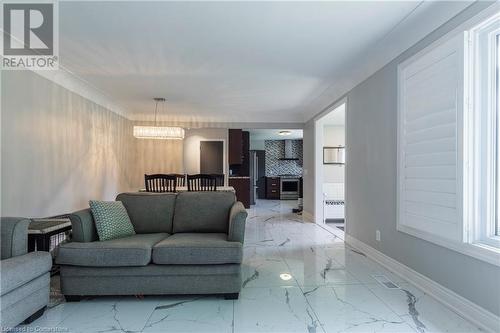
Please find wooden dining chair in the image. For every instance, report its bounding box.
[211,174,225,186]
[169,174,186,187]
[144,174,177,193]
[187,174,217,191]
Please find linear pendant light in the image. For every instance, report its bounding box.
[133,98,185,140]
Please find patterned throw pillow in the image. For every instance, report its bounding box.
[89,200,136,241]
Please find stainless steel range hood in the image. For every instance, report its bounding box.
[279,140,299,160]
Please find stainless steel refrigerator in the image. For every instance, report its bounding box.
[249,150,266,205]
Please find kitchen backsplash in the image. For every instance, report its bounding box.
[265,140,303,176]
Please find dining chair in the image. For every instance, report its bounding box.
[211,174,225,186]
[170,174,186,187]
[187,174,217,191]
[144,174,177,193]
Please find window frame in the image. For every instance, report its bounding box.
[465,13,500,252]
[496,33,500,238]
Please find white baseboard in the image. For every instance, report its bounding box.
[302,211,314,223]
[345,235,500,333]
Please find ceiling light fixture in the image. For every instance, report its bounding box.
[279,273,293,281]
[278,130,292,136]
[133,98,185,140]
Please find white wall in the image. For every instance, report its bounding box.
[1,73,230,217]
[249,138,265,151]
[134,138,184,187]
[323,125,345,183]
[183,128,228,177]
[302,120,315,221]
[1,70,137,217]
[132,126,229,186]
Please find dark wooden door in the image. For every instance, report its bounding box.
[200,141,224,174]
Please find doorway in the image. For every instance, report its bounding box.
[200,141,224,174]
[314,99,346,236]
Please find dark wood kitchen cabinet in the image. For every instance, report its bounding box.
[228,129,250,177]
[229,177,251,208]
[228,129,243,165]
[266,177,280,199]
[240,131,250,176]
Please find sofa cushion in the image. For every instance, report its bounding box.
[1,251,52,296]
[173,192,236,233]
[0,272,49,311]
[89,200,135,241]
[56,233,169,267]
[116,192,176,234]
[152,233,242,265]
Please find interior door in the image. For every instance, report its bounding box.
[200,141,223,174]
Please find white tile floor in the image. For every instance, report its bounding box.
[19,200,483,333]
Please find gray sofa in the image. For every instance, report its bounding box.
[56,191,248,300]
[1,218,52,329]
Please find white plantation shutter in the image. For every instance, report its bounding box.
[397,33,466,244]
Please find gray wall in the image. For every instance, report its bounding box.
[304,1,500,316]
[1,70,137,217]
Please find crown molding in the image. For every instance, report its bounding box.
[301,1,482,122]
[33,68,130,119]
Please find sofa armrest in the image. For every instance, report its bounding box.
[1,217,30,260]
[228,201,248,243]
[1,251,52,296]
[68,209,98,243]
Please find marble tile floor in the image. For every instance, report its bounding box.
[18,200,483,333]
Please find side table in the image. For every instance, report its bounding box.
[28,218,72,275]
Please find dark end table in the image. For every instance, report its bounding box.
[28,218,72,275]
[28,218,72,252]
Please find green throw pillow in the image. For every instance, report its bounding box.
[89,200,135,241]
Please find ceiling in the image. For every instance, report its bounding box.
[248,129,303,141]
[57,1,472,123]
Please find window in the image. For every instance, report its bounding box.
[397,32,465,245]
[466,12,500,251]
[397,8,500,266]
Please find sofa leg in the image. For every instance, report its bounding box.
[64,295,82,302]
[224,293,239,300]
[23,306,46,324]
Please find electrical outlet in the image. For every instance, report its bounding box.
[376,230,381,242]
